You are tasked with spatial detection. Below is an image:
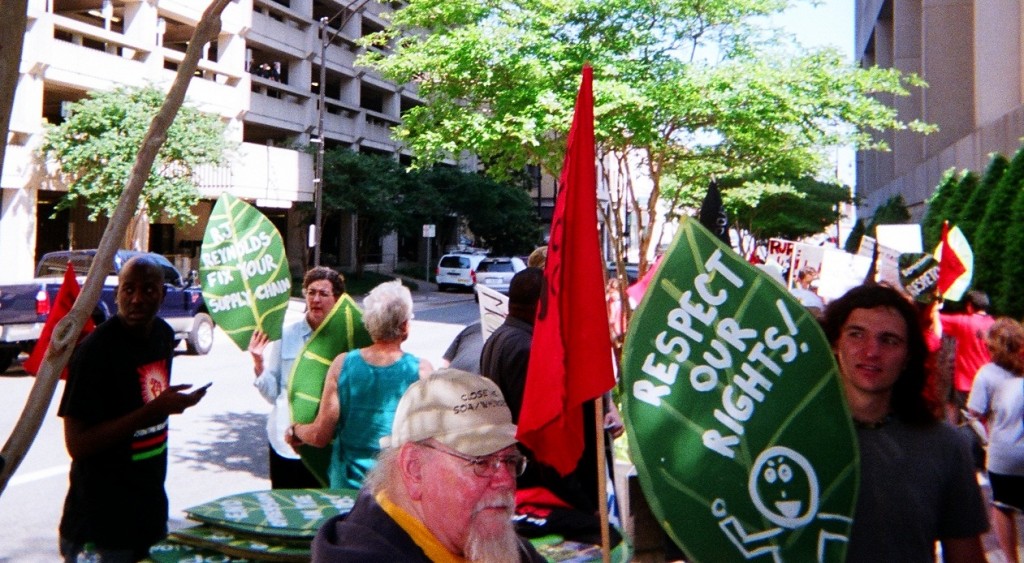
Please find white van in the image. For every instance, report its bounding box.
[436,253,487,292]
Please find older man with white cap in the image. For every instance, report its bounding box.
[311,369,547,562]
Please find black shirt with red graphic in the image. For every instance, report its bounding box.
[58,315,175,557]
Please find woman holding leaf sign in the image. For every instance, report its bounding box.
[286,280,433,489]
[249,267,345,488]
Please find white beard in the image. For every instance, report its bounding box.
[464,493,519,563]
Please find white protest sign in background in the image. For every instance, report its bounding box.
[816,250,871,302]
[476,284,509,342]
[789,243,826,287]
[875,224,923,253]
[766,238,795,278]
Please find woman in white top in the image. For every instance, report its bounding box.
[967,317,1024,563]
[249,267,344,488]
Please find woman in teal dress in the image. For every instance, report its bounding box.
[288,280,433,489]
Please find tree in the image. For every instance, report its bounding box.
[463,183,542,256]
[0,0,28,181]
[655,174,851,258]
[39,86,230,248]
[743,177,850,245]
[0,0,29,489]
[959,154,1006,250]
[319,153,542,269]
[678,177,847,257]
[866,195,911,236]
[974,146,1024,297]
[394,165,451,246]
[921,168,960,250]
[845,218,866,254]
[942,171,979,231]
[1,0,234,496]
[320,148,409,274]
[413,166,542,256]
[360,0,931,276]
[998,183,1024,317]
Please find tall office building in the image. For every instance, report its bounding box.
[0,0,420,281]
[855,1,1024,220]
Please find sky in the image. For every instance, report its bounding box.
[774,0,857,186]
[776,0,854,59]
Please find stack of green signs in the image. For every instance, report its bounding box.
[146,488,358,562]
[530,535,631,562]
[147,489,628,562]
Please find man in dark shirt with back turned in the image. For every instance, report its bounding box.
[480,267,622,546]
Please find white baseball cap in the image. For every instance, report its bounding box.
[381,368,517,456]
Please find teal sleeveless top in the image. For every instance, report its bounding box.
[328,349,420,489]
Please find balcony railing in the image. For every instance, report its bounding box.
[52,14,151,62]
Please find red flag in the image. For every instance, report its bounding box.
[937,221,967,297]
[517,66,616,475]
[23,263,95,379]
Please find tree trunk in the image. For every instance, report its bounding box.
[0,0,28,181]
[0,0,234,497]
[125,209,150,250]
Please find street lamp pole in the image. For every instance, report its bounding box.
[312,0,371,267]
[313,16,327,267]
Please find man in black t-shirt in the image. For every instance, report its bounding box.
[58,255,209,562]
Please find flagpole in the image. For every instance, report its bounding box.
[595,394,611,563]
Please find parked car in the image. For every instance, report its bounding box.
[436,253,487,292]
[606,262,640,284]
[0,249,213,373]
[475,256,527,295]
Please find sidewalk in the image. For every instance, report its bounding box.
[384,274,471,310]
[289,275,461,310]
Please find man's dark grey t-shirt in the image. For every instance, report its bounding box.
[846,418,988,561]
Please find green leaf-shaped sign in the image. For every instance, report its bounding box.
[200,192,292,350]
[183,488,358,539]
[288,295,372,485]
[622,217,858,563]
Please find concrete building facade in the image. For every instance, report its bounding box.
[0,0,424,282]
[855,0,1024,220]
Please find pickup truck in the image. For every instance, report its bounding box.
[0,249,214,373]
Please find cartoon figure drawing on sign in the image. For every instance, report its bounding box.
[712,446,851,562]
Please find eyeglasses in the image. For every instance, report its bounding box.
[419,442,527,478]
[303,288,333,298]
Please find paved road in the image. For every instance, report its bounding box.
[0,289,473,562]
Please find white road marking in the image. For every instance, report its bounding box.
[9,464,68,486]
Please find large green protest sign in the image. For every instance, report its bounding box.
[289,295,372,485]
[200,192,292,350]
[622,218,858,563]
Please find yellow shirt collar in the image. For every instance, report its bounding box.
[376,490,467,563]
